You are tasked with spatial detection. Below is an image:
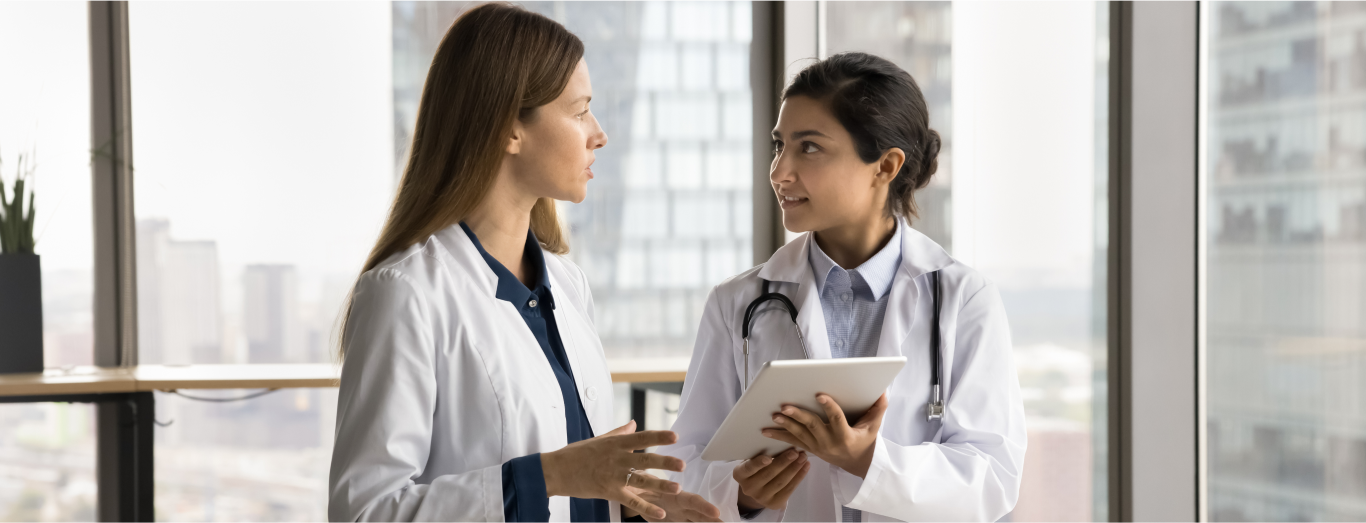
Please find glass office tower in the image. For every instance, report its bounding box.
[395,1,755,360]
[1206,2,1366,521]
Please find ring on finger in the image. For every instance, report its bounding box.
[625,467,641,487]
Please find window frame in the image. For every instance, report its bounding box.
[84,2,1217,521]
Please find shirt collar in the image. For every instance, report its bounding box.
[807,220,903,301]
[459,222,555,310]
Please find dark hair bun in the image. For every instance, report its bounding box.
[783,52,939,221]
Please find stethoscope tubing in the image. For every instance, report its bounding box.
[740,273,946,421]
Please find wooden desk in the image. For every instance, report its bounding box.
[0,359,689,397]
[0,359,689,522]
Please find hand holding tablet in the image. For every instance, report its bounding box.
[700,357,907,462]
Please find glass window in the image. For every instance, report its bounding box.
[128,1,752,517]
[129,2,392,519]
[394,1,754,365]
[1204,3,1366,521]
[0,1,94,368]
[0,3,98,521]
[826,2,1110,521]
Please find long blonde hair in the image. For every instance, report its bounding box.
[338,3,583,359]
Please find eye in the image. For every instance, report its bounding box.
[801,142,819,154]
[771,140,784,155]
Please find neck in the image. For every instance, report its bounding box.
[465,174,539,286]
[812,214,897,270]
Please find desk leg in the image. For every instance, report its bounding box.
[97,392,154,522]
[631,387,647,432]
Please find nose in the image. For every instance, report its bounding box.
[588,113,608,150]
[770,148,795,186]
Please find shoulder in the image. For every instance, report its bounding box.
[360,236,449,295]
[712,263,765,302]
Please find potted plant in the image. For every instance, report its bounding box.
[0,152,42,374]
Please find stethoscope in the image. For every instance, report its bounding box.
[740,271,946,421]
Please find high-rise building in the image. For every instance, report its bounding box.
[1207,3,1366,520]
[244,264,303,364]
[136,218,222,364]
[392,2,754,358]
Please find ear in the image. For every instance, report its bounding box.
[873,147,906,187]
[506,119,525,155]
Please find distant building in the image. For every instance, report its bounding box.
[1207,3,1366,521]
[392,2,754,358]
[136,218,222,364]
[244,264,303,364]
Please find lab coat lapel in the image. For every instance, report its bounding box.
[878,224,956,361]
[543,261,613,436]
[757,233,832,360]
[435,224,566,414]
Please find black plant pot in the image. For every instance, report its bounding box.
[0,253,43,374]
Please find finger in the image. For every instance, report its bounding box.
[816,394,850,431]
[760,429,808,451]
[779,406,829,446]
[733,452,775,479]
[758,451,809,500]
[631,452,686,473]
[678,491,721,519]
[606,419,638,437]
[615,429,679,450]
[620,491,667,520]
[769,460,812,506]
[780,405,827,437]
[742,448,802,486]
[630,472,682,495]
[855,393,890,430]
[771,413,819,449]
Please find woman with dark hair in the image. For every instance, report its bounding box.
[328,4,718,522]
[663,52,1026,521]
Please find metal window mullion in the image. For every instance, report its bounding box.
[90,0,137,368]
[1114,2,1200,521]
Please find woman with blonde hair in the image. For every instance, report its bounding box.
[328,4,718,522]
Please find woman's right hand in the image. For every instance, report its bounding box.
[541,420,686,519]
[733,448,811,512]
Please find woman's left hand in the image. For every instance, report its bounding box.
[622,485,722,522]
[761,393,889,478]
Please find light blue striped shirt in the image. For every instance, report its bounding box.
[807,221,902,523]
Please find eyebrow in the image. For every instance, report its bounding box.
[771,129,832,140]
[571,95,592,105]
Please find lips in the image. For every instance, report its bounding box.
[779,194,808,209]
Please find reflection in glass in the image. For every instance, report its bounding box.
[826,2,1109,520]
[1206,3,1366,521]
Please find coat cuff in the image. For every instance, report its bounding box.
[841,434,892,511]
[502,453,550,521]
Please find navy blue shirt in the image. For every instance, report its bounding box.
[460,223,608,523]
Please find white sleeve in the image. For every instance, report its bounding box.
[840,280,1027,522]
[328,269,504,522]
[660,288,788,522]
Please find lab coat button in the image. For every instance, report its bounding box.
[528,299,538,308]
[586,386,598,401]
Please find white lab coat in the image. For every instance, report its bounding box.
[328,223,619,522]
[663,225,1026,522]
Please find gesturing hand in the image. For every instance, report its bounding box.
[733,448,810,512]
[762,393,889,478]
[541,420,685,519]
[627,485,722,522]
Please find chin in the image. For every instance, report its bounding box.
[781,214,814,234]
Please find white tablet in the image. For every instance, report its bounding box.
[700,357,907,462]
